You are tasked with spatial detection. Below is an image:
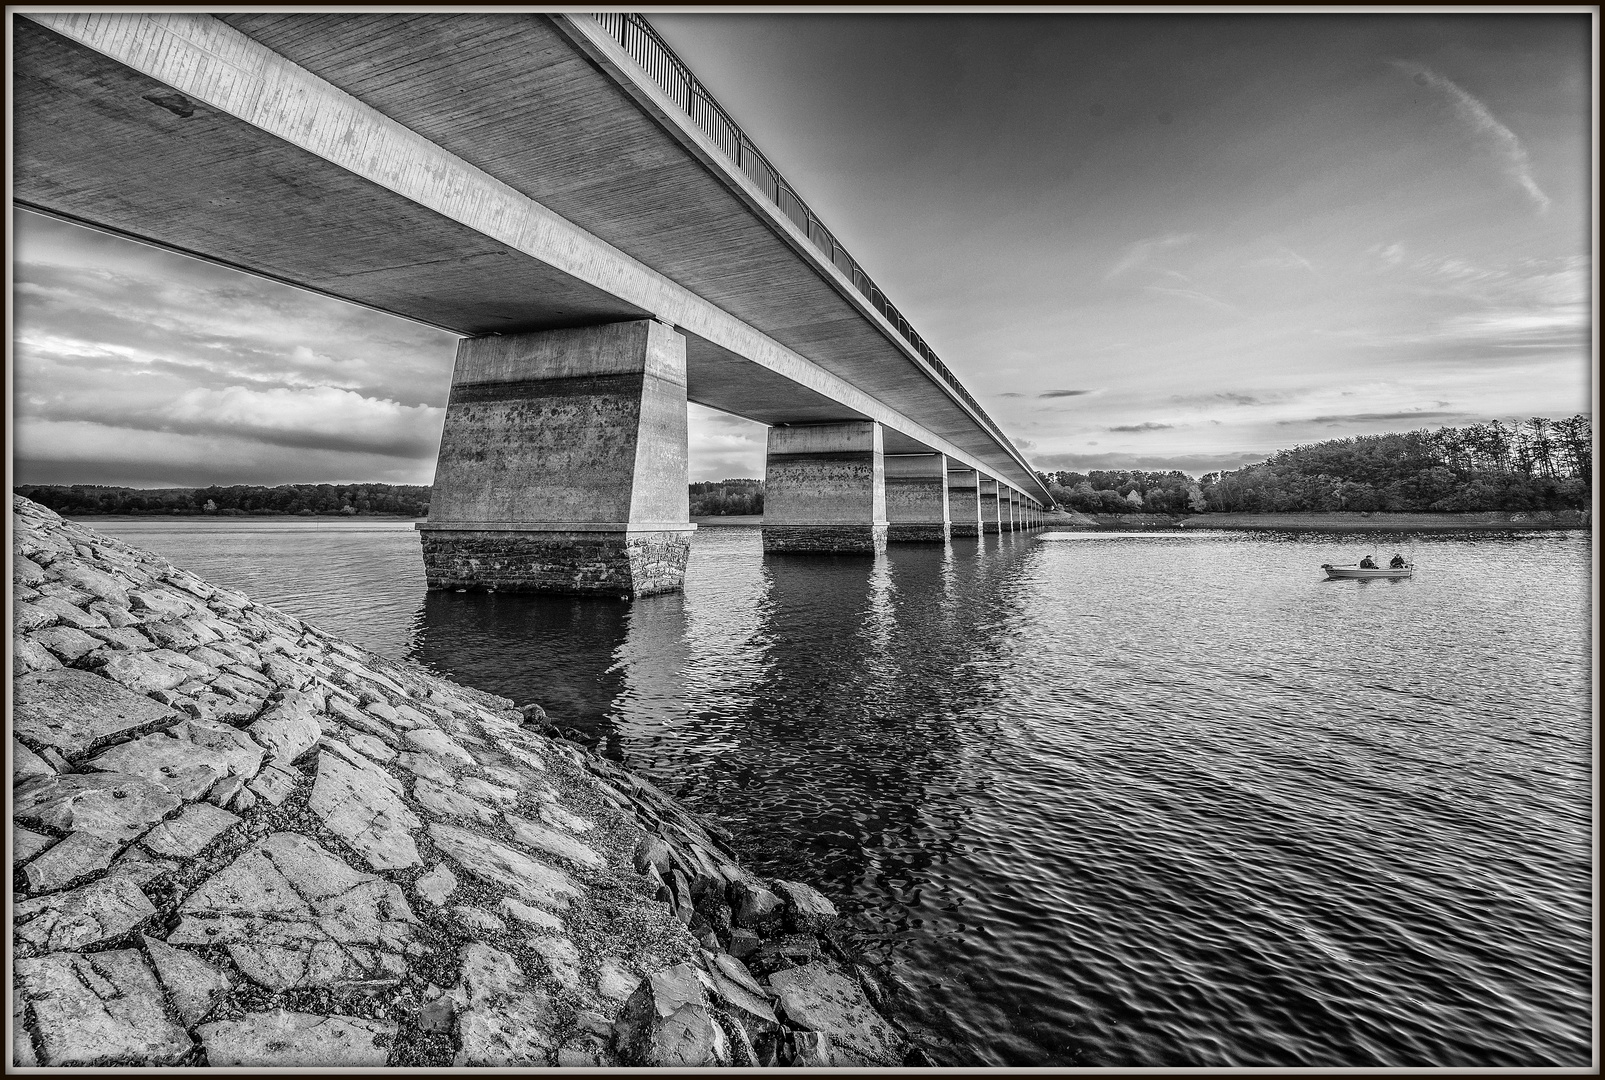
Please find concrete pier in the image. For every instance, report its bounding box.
[981,479,1003,535]
[762,421,889,554]
[885,454,950,543]
[948,468,983,538]
[418,320,694,597]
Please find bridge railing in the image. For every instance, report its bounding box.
[592,12,1014,450]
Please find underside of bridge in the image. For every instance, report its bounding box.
[14,12,1050,594]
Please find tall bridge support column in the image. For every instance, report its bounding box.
[418,320,693,598]
[980,479,1003,535]
[1008,491,1021,531]
[885,454,950,543]
[762,421,888,554]
[948,468,982,537]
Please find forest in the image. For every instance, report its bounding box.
[16,479,771,519]
[14,483,433,518]
[1039,416,1592,515]
[689,479,763,516]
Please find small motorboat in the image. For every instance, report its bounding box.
[1321,562,1413,579]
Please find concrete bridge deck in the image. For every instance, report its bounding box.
[15,12,1052,594]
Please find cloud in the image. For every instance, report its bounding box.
[16,367,445,458]
[1141,285,1238,314]
[1033,451,1270,477]
[998,392,1026,398]
[166,386,445,456]
[14,212,457,406]
[1170,392,1268,407]
[1104,232,1195,281]
[1039,389,1095,398]
[1346,252,1588,365]
[1393,60,1550,213]
[1274,410,1462,426]
[687,403,767,481]
[1107,422,1175,432]
[12,419,439,488]
[1248,246,1325,281]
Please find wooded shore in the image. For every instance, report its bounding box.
[1054,510,1592,531]
[693,511,1592,531]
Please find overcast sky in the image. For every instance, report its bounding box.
[11,12,1592,488]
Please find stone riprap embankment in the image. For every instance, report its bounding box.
[10,495,909,1068]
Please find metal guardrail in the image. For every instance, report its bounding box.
[593,13,1015,451]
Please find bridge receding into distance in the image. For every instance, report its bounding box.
[16,12,1055,596]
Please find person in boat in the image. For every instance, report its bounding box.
[1389,553,1407,569]
[1358,555,1378,569]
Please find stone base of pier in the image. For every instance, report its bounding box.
[886,523,948,543]
[949,522,981,538]
[761,524,888,554]
[419,526,692,597]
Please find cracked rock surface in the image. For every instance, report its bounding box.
[10,495,911,1067]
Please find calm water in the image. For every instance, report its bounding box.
[88,518,1594,1067]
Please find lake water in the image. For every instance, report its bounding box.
[84,518,1594,1067]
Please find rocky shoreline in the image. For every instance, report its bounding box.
[10,494,914,1068]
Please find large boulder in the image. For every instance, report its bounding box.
[612,963,731,1067]
[16,949,192,1066]
[771,878,839,933]
[731,880,784,931]
[198,1010,394,1066]
[13,668,179,759]
[767,960,905,1066]
[451,944,559,1066]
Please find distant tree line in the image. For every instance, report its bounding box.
[690,479,763,516]
[15,483,432,517]
[1038,470,1206,515]
[23,416,1586,522]
[1037,416,1592,515]
[21,479,772,518]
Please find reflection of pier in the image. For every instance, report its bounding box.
[409,591,632,733]
[17,12,1050,597]
[406,527,1039,908]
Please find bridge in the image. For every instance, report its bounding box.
[15,12,1055,596]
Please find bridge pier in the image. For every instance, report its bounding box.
[981,479,1003,534]
[418,320,694,597]
[885,454,950,543]
[761,421,888,554]
[948,468,982,537]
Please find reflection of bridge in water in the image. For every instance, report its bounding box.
[408,529,1039,895]
[16,12,1054,597]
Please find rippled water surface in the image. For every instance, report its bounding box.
[89,518,1594,1066]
